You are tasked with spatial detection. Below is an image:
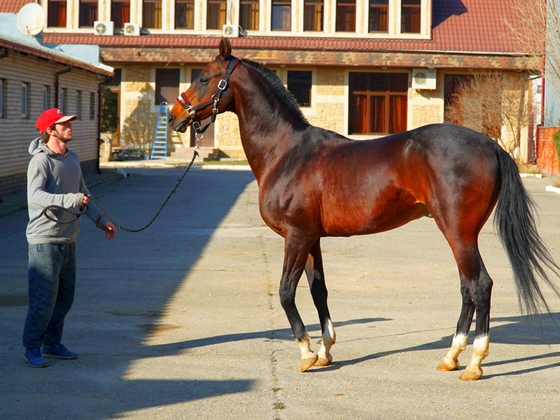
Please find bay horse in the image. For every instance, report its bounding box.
[169,38,560,380]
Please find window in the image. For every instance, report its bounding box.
[348,73,408,135]
[89,92,96,119]
[304,0,323,31]
[48,0,67,27]
[369,0,388,32]
[60,88,68,115]
[43,86,51,110]
[272,0,291,31]
[112,0,131,28]
[240,0,259,30]
[143,0,162,29]
[175,0,194,29]
[401,0,420,33]
[287,71,312,107]
[21,83,30,118]
[0,79,4,118]
[76,91,83,119]
[336,0,356,32]
[155,69,180,105]
[207,0,226,29]
[80,0,98,27]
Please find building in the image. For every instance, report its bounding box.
[1,0,539,164]
[0,5,113,198]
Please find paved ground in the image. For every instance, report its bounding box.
[1,165,560,419]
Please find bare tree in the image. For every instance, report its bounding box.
[505,0,560,96]
[445,72,530,161]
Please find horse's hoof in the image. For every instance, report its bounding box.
[301,355,319,372]
[315,356,333,367]
[437,358,459,372]
[459,368,483,381]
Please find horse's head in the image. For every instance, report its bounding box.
[169,38,239,133]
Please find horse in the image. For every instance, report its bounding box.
[168,38,560,380]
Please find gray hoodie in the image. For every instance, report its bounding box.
[26,137,108,244]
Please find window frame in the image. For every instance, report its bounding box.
[21,83,30,119]
[348,72,409,135]
[287,70,313,107]
[175,0,195,29]
[155,68,180,105]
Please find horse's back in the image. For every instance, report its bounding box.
[313,124,503,236]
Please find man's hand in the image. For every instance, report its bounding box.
[103,221,116,241]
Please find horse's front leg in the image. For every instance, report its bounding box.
[279,235,318,372]
[305,239,336,367]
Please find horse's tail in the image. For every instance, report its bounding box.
[495,148,560,315]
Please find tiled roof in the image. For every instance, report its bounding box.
[3,0,529,56]
[0,0,31,13]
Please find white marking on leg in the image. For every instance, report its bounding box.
[296,333,315,360]
[317,318,336,364]
[439,333,468,371]
[465,335,489,374]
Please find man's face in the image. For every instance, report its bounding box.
[50,121,73,142]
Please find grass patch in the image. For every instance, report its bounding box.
[200,159,249,166]
[517,163,541,175]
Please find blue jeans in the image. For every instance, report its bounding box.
[23,243,76,349]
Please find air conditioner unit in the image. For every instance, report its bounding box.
[93,21,114,36]
[222,24,238,37]
[412,69,437,90]
[124,22,140,36]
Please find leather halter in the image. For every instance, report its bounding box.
[176,56,240,135]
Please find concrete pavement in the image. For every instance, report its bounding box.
[1,166,560,419]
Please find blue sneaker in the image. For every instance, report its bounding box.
[42,343,77,359]
[24,348,47,368]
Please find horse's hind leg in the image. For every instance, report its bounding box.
[440,243,493,380]
[305,240,336,367]
[438,273,475,371]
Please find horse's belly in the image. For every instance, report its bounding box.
[321,201,429,237]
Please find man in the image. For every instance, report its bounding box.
[23,108,116,368]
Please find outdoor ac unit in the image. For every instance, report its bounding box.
[412,69,437,90]
[222,24,238,37]
[93,21,113,36]
[124,22,140,36]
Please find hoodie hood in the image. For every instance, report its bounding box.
[29,137,56,156]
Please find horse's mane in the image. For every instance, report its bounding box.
[241,59,309,125]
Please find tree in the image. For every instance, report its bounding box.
[122,83,157,152]
[444,72,530,161]
[505,0,560,96]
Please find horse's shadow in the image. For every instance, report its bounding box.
[327,313,560,379]
[146,313,560,378]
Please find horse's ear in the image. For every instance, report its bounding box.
[219,38,232,60]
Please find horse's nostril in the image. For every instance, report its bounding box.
[168,114,175,125]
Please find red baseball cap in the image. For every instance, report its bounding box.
[36,108,77,133]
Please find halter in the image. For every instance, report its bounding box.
[176,56,240,136]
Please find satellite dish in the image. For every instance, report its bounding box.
[17,3,46,36]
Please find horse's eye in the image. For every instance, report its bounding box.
[199,77,210,85]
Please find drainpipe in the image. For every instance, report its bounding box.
[96,76,112,173]
[54,65,72,108]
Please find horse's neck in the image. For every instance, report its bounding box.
[231,79,306,181]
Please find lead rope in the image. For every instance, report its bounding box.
[41,149,199,233]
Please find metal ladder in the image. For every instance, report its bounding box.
[150,102,169,159]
